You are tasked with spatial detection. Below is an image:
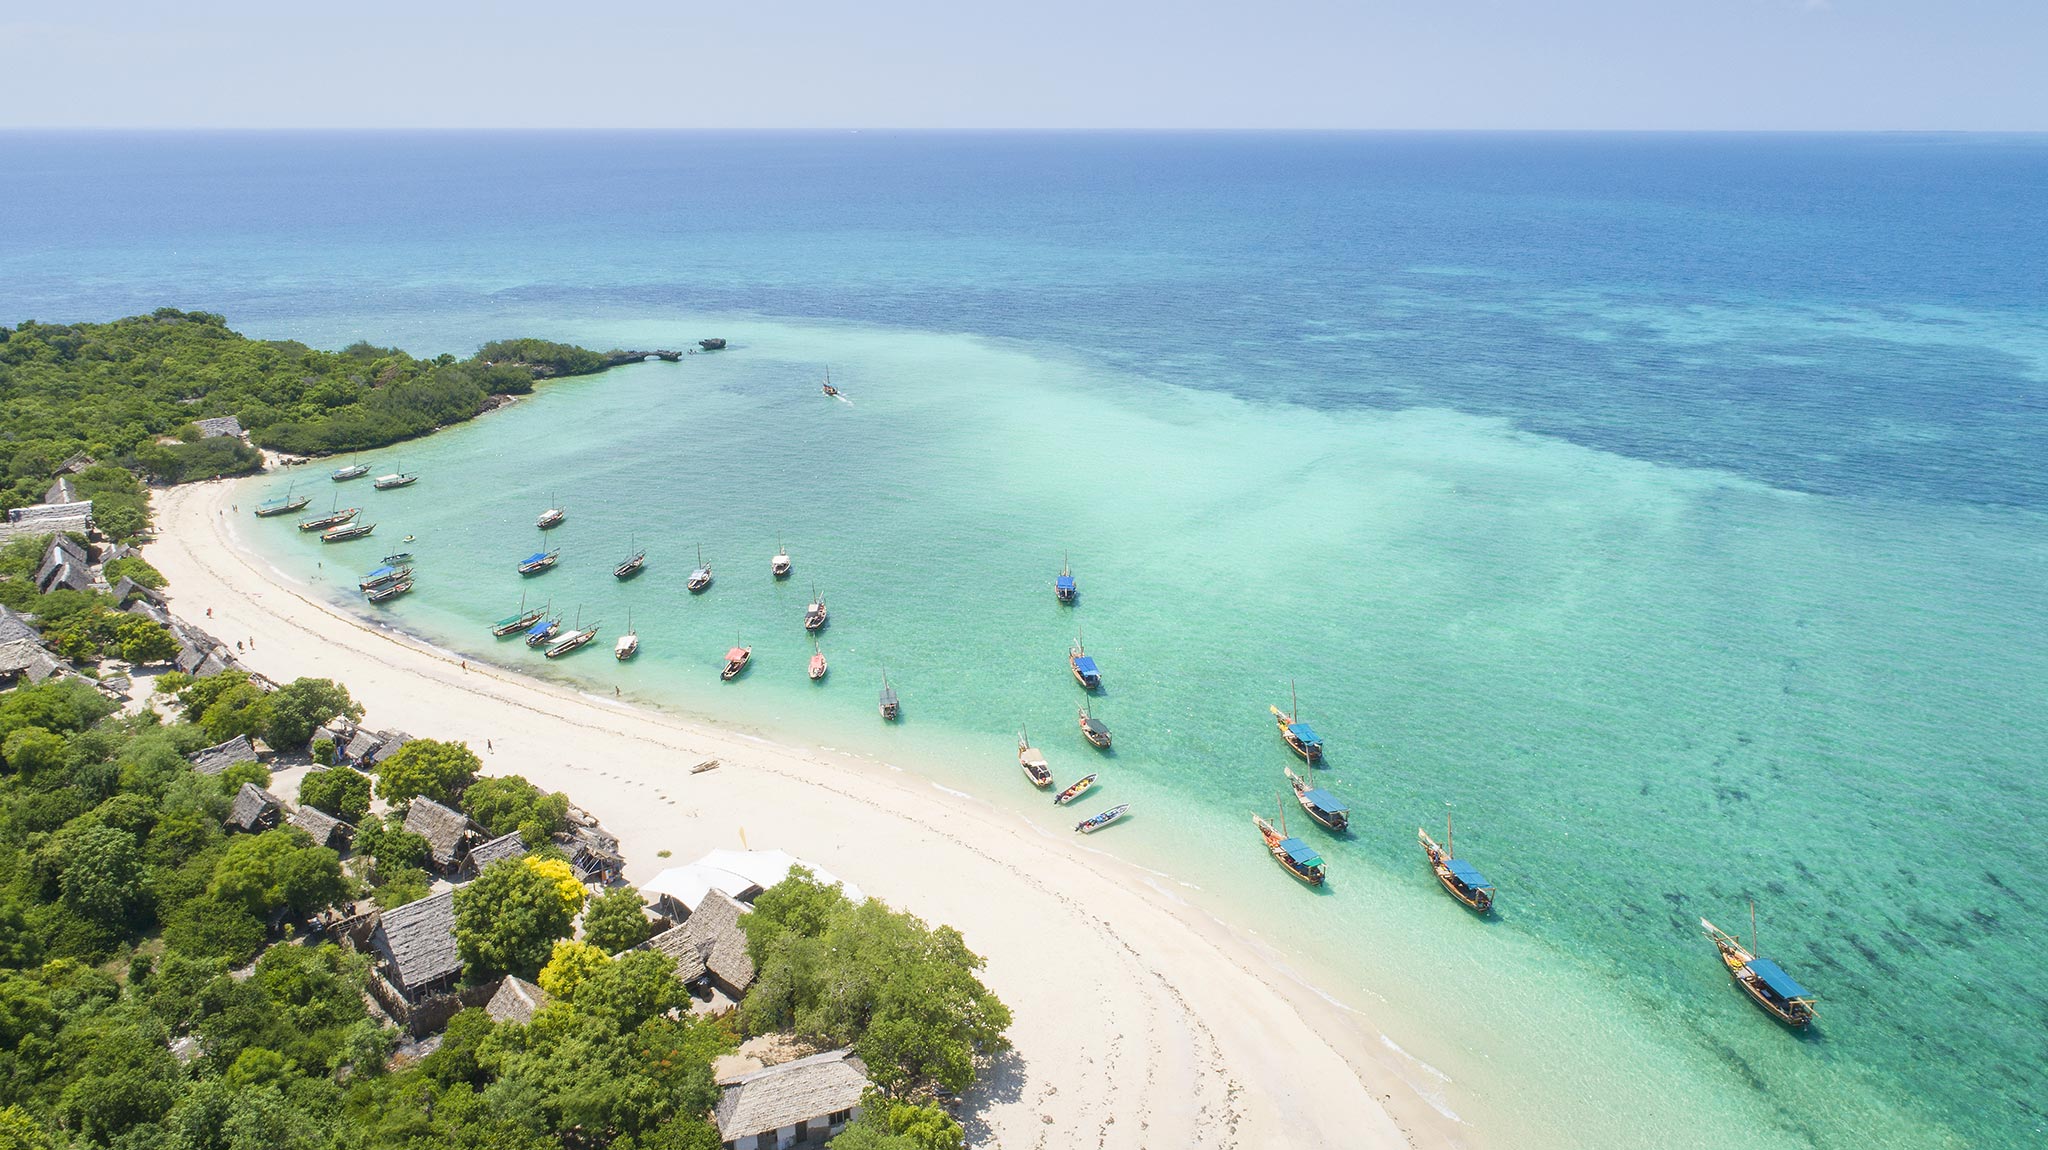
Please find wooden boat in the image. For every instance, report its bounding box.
[699,337,726,351]
[808,641,827,681]
[878,672,899,720]
[615,610,638,661]
[366,578,413,603]
[1069,632,1101,691]
[1286,766,1350,832]
[1256,806,1326,886]
[1017,728,1054,788]
[322,521,375,542]
[330,461,370,481]
[1702,908,1816,1027]
[297,505,358,531]
[523,613,563,647]
[536,506,565,530]
[357,564,410,591]
[545,623,601,659]
[688,545,713,593]
[772,536,792,579]
[1075,804,1129,834]
[373,470,418,490]
[1271,681,1323,763]
[255,485,309,517]
[1078,703,1111,748]
[382,551,413,565]
[1054,552,1076,603]
[1052,772,1098,806]
[518,549,559,575]
[821,367,839,397]
[1419,816,1493,913]
[614,535,647,579]
[721,639,752,680]
[491,594,546,637]
[803,587,828,631]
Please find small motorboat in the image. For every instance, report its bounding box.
[402,534,416,543]
[358,565,409,591]
[517,548,559,576]
[523,614,562,647]
[809,643,828,680]
[879,672,900,720]
[1078,703,1111,749]
[1286,766,1350,832]
[1271,681,1324,764]
[721,642,752,680]
[322,521,375,542]
[373,471,418,490]
[803,587,828,631]
[822,367,839,397]
[699,337,727,351]
[382,551,413,565]
[366,578,413,603]
[1053,773,1099,806]
[1018,728,1054,788]
[1075,804,1130,834]
[688,545,713,593]
[772,536,792,579]
[546,624,600,659]
[330,462,370,481]
[1069,632,1101,691]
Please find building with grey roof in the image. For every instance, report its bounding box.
[194,415,244,439]
[289,805,352,849]
[225,782,283,833]
[189,734,257,776]
[712,1049,869,1150]
[0,640,65,687]
[484,976,549,1025]
[402,797,476,874]
[467,832,527,872]
[639,889,756,999]
[366,889,461,1003]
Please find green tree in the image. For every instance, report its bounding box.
[115,615,180,665]
[536,939,610,1000]
[62,825,145,927]
[102,554,168,589]
[459,774,567,839]
[453,858,574,980]
[374,738,480,805]
[210,829,348,918]
[262,677,362,750]
[1,726,67,776]
[0,1104,54,1150]
[580,886,651,954]
[297,765,371,824]
[832,1092,966,1150]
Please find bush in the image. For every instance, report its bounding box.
[298,766,371,825]
[102,555,168,589]
[162,894,266,964]
[374,739,479,806]
[311,737,335,766]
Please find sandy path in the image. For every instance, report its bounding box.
[150,480,1465,1149]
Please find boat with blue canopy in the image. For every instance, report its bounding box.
[523,613,562,647]
[1270,681,1324,763]
[492,594,547,637]
[1285,766,1349,831]
[1702,910,1817,1027]
[1075,804,1128,834]
[255,484,310,517]
[518,548,559,576]
[357,565,408,591]
[1255,806,1326,886]
[1419,816,1493,913]
[1069,630,1101,691]
[330,461,370,482]
[1054,553,1077,603]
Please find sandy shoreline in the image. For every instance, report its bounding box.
[149,478,1468,1150]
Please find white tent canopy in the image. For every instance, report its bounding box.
[639,849,863,916]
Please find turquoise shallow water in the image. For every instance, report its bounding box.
[8,133,2048,1147]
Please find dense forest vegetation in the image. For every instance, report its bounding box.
[0,667,1000,1149]
[0,310,613,531]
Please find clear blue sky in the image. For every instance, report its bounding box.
[2,0,2042,130]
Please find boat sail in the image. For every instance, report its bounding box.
[1017,728,1054,788]
[1069,630,1101,691]
[1419,814,1493,913]
[1074,804,1129,833]
[688,545,713,593]
[1256,802,1326,886]
[1270,680,1324,763]
[821,367,839,397]
[1054,552,1077,603]
[1286,766,1350,831]
[1077,702,1111,748]
[1052,772,1099,806]
[1701,906,1816,1027]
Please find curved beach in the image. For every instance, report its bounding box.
[152,479,1464,1149]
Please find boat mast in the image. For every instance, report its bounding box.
[1291,678,1299,723]
[1750,899,1758,955]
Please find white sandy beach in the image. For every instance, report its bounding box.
[149,479,1466,1150]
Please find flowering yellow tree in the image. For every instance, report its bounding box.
[537,939,611,999]
[523,855,586,917]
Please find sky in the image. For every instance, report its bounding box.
[0,1,2043,130]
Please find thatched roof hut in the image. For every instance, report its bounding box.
[367,889,461,1002]
[468,832,527,871]
[0,640,64,686]
[225,781,283,833]
[712,1049,869,1149]
[484,976,549,1025]
[189,734,257,776]
[289,805,353,849]
[402,797,476,871]
[639,889,755,996]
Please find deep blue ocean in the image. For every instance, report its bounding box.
[4,132,2045,1148]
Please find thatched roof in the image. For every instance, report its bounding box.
[0,503,91,543]
[0,640,63,684]
[194,415,244,439]
[111,576,167,607]
[343,730,383,763]
[693,890,756,992]
[642,923,709,981]
[402,797,474,867]
[289,804,352,848]
[44,477,79,505]
[369,889,461,997]
[485,976,549,1025]
[713,1049,869,1142]
[125,599,173,627]
[0,605,38,645]
[34,548,90,594]
[468,832,527,870]
[366,731,412,765]
[225,782,282,832]
[189,734,257,776]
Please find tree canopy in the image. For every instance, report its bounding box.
[452,858,574,981]
[373,738,479,806]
